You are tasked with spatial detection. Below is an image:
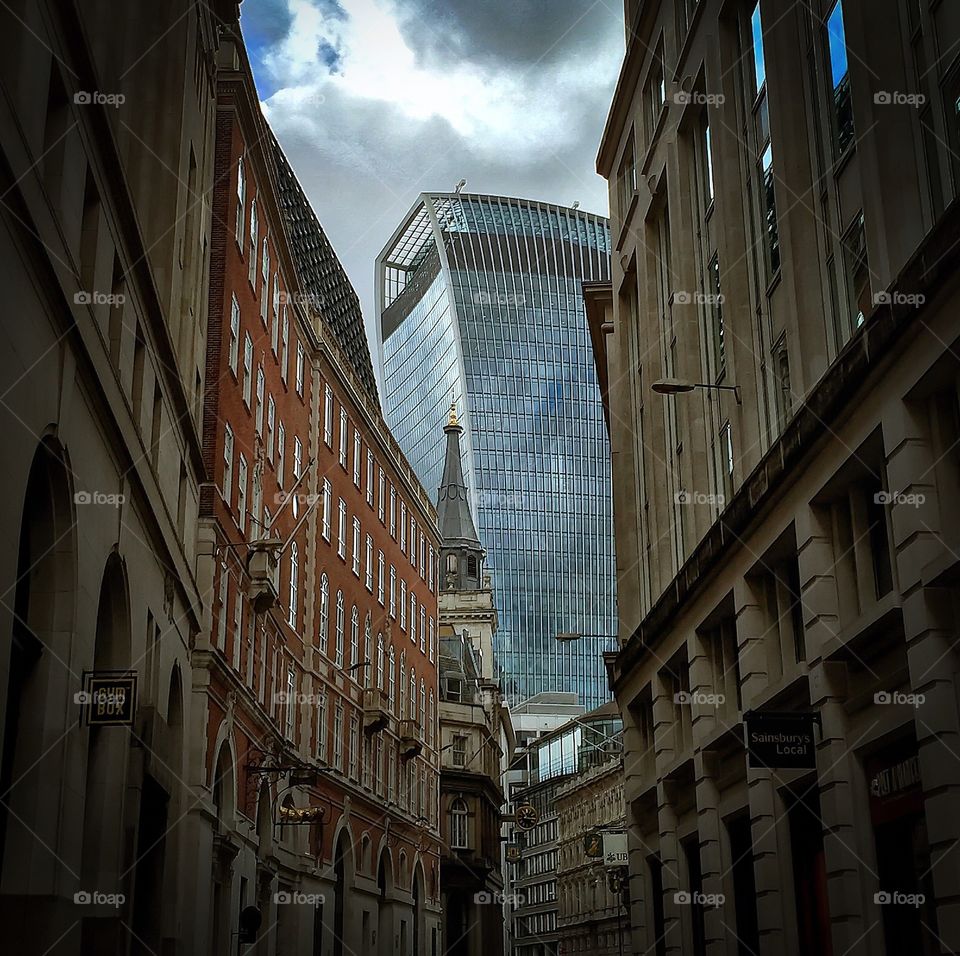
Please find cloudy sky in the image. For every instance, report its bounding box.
[241,0,624,367]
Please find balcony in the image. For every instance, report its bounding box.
[363,687,391,735]
[399,719,423,759]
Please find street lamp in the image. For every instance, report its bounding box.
[652,377,742,405]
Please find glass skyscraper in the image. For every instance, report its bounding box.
[374,193,615,708]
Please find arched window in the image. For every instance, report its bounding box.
[335,590,344,666]
[419,679,425,729]
[350,606,359,670]
[389,647,396,709]
[399,652,407,715]
[319,574,329,645]
[377,634,385,690]
[449,798,469,849]
[364,617,372,687]
[288,544,298,627]
[409,672,416,720]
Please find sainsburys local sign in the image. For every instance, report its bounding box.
[744,711,818,770]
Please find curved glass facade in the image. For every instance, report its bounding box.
[376,193,615,708]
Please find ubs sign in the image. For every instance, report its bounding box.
[744,711,817,769]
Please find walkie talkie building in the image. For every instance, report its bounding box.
[374,193,615,708]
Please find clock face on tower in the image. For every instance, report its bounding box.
[515,803,539,831]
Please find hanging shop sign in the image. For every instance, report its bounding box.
[505,844,521,863]
[584,831,604,859]
[81,672,137,726]
[744,711,818,769]
[602,831,628,868]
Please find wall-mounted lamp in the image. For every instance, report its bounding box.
[652,377,742,405]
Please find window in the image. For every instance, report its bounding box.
[317,693,327,762]
[400,580,407,630]
[720,421,734,500]
[288,543,299,627]
[842,211,870,328]
[428,691,435,746]
[217,565,228,650]
[452,734,467,768]
[389,566,396,617]
[377,551,385,604]
[280,311,289,383]
[333,704,343,771]
[400,501,407,551]
[419,534,425,577]
[410,594,417,644]
[260,240,270,322]
[255,366,264,434]
[339,408,348,467]
[322,479,332,539]
[389,486,396,536]
[826,1,853,155]
[277,423,286,485]
[350,606,359,670]
[420,606,426,652]
[335,591,344,667]
[248,197,258,285]
[242,334,253,405]
[378,468,385,521]
[450,800,468,849]
[222,425,234,505]
[703,120,715,205]
[399,652,407,715]
[389,646,396,710]
[410,518,417,567]
[367,451,374,506]
[428,546,435,591]
[645,44,665,138]
[409,672,416,720]
[353,429,361,486]
[708,253,725,374]
[228,295,240,373]
[237,454,248,533]
[377,634,385,689]
[750,2,765,95]
[338,499,347,558]
[319,573,329,645]
[429,618,435,662]
[285,666,295,738]
[295,342,304,395]
[293,440,303,514]
[235,157,245,243]
[364,620,372,688]
[271,278,281,350]
[349,715,360,780]
[266,396,276,461]
[617,132,637,219]
[365,534,374,590]
[324,385,333,444]
[352,517,361,576]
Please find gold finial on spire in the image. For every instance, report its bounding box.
[448,395,459,427]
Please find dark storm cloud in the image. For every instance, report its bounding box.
[393,0,619,69]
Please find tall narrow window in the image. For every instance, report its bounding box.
[248,197,258,285]
[324,385,333,443]
[377,551,385,605]
[280,312,289,382]
[335,591,344,666]
[365,535,374,590]
[389,646,396,710]
[826,1,854,155]
[242,334,253,405]
[288,543,299,627]
[322,479,332,539]
[222,425,234,505]
[255,367,264,433]
[235,157,245,243]
[353,430,361,486]
[339,408,348,467]
[378,468,385,520]
[350,606,359,670]
[266,396,276,461]
[377,635,385,689]
[352,517,361,576]
[277,423,286,486]
[338,499,347,558]
[237,454,248,534]
[319,574,329,645]
[229,295,240,373]
[367,451,375,506]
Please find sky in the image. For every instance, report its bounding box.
[240,0,624,376]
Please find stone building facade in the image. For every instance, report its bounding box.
[591,1,960,955]
[556,759,630,956]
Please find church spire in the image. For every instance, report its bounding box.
[437,400,484,589]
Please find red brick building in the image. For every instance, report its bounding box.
[196,22,442,956]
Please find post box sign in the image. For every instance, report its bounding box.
[82,673,137,726]
[602,831,628,868]
[744,712,817,769]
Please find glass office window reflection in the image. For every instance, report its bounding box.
[376,193,616,708]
